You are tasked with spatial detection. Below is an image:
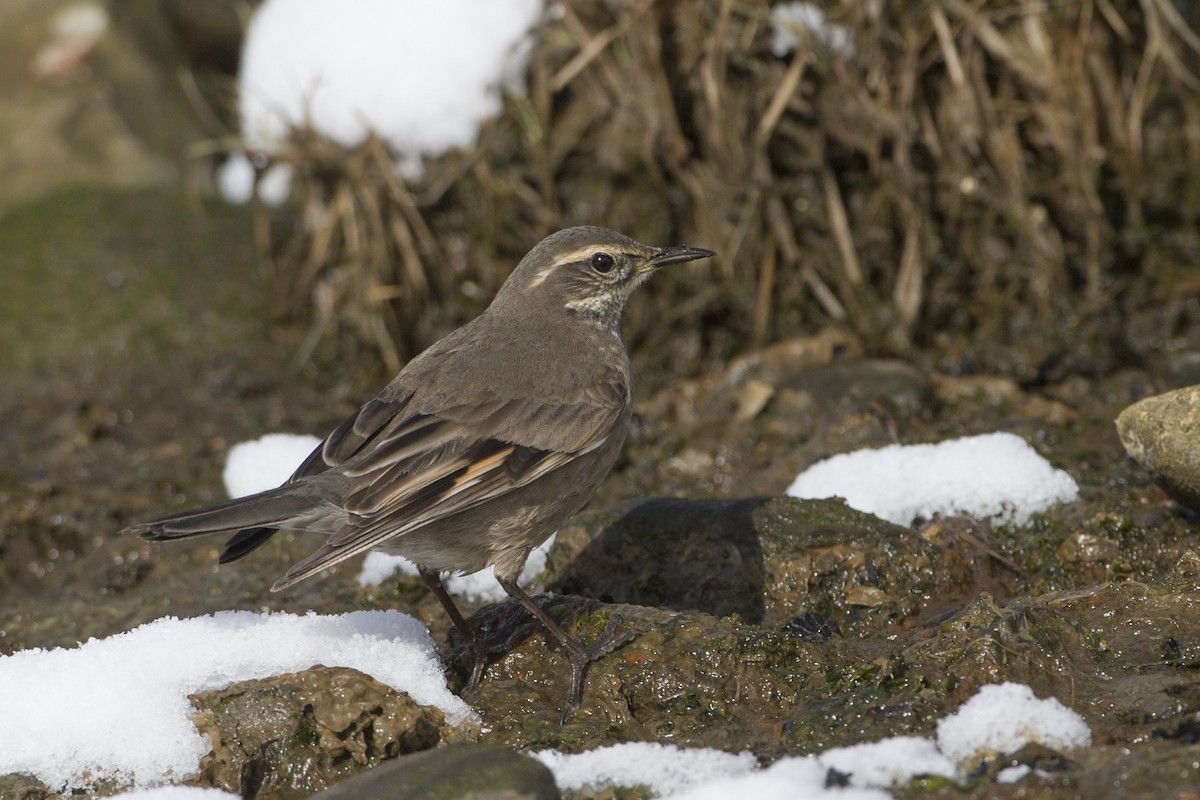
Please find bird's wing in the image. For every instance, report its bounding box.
[276,397,400,484]
[271,385,625,590]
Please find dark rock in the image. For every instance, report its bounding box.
[1116,386,1200,512]
[190,666,459,799]
[308,743,559,800]
[550,496,986,632]
[465,599,848,756]
[463,548,1200,761]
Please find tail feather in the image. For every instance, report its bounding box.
[218,526,279,563]
[123,486,322,541]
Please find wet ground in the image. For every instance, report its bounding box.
[3,187,1200,798]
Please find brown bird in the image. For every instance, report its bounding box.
[124,226,714,715]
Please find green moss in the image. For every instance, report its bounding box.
[0,186,262,375]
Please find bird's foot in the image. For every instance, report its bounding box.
[494,577,637,721]
[560,612,637,724]
[460,605,541,692]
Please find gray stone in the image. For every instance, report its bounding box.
[189,666,458,799]
[309,743,560,800]
[1116,386,1200,512]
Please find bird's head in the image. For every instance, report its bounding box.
[494,226,715,326]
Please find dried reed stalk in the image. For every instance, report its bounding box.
[246,0,1200,377]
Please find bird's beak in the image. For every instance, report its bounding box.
[647,245,716,269]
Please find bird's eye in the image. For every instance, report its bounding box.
[590,252,615,273]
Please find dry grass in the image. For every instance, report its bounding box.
[245,0,1200,378]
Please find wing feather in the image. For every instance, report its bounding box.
[272,442,592,589]
[323,397,407,464]
[270,370,626,590]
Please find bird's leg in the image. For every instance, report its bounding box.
[496,576,635,720]
[417,567,489,691]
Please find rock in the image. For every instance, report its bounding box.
[1116,386,1200,512]
[189,666,462,799]
[459,496,1013,752]
[1057,532,1120,564]
[0,773,51,800]
[308,743,560,800]
[442,547,1200,765]
[463,598,852,756]
[550,496,988,632]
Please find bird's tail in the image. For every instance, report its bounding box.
[122,486,325,562]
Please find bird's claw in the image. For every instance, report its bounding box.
[560,612,636,723]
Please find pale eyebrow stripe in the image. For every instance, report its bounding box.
[551,245,610,264]
[528,245,623,288]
